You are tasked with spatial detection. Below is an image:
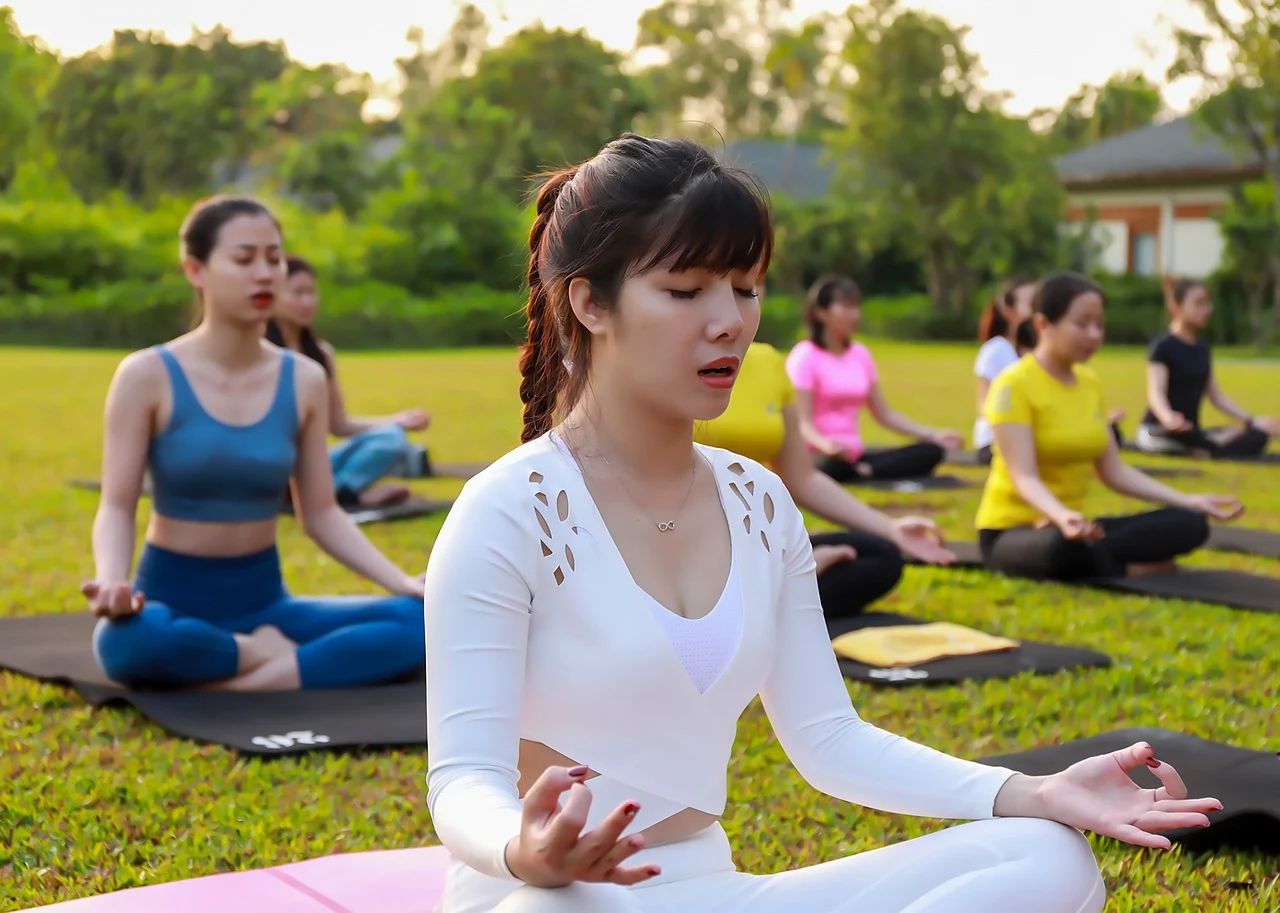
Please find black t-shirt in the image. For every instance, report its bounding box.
[1143,332,1211,428]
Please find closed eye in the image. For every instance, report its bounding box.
[736,288,759,299]
[668,288,700,299]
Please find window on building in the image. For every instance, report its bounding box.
[1131,232,1159,276]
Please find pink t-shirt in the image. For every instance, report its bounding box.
[785,339,879,458]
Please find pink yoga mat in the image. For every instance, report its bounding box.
[28,846,450,913]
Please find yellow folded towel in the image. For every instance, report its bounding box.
[832,622,1019,667]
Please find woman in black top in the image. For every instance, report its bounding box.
[1137,278,1274,457]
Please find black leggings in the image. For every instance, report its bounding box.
[810,531,905,619]
[978,508,1209,580]
[1137,423,1270,458]
[818,442,945,482]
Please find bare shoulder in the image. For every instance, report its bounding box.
[290,349,329,399]
[113,347,165,391]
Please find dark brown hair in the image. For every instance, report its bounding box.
[1163,275,1207,320]
[264,255,331,377]
[180,196,282,325]
[1034,272,1106,324]
[978,276,1036,342]
[805,275,861,347]
[519,133,773,443]
[180,196,281,264]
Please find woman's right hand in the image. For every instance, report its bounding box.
[505,765,659,889]
[1160,411,1193,433]
[81,580,144,618]
[1187,494,1244,522]
[1051,511,1102,542]
[813,543,858,575]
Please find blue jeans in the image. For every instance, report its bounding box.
[93,544,424,688]
[329,424,425,495]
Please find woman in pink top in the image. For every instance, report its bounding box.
[787,275,963,482]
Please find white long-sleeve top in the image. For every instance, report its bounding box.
[425,434,1015,881]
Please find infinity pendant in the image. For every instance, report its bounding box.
[656,520,676,532]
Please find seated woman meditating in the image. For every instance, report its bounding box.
[85,197,425,691]
[787,276,963,482]
[977,272,1244,581]
[695,340,954,619]
[266,255,432,510]
[973,277,1036,465]
[425,134,1220,913]
[1135,277,1275,458]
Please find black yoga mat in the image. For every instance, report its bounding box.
[344,496,452,525]
[0,613,425,754]
[944,449,1203,479]
[982,728,1280,852]
[915,540,1280,612]
[847,474,971,492]
[1087,568,1280,614]
[1121,441,1280,465]
[69,480,451,526]
[1206,525,1280,560]
[827,612,1110,686]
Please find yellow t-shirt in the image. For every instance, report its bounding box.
[975,356,1111,530]
[694,342,794,466]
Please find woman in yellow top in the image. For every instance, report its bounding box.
[976,272,1243,580]
[696,341,954,618]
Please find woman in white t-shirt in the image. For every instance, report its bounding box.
[973,277,1036,463]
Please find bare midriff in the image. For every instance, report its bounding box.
[148,515,279,557]
[518,739,718,847]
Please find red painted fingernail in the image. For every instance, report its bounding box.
[568,765,588,777]
[623,802,639,816]
[648,867,661,876]
[1146,758,1160,769]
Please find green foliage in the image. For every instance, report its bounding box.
[42,27,289,202]
[2,345,1278,910]
[1044,73,1163,152]
[830,0,1066,313]
[0,7,57,185]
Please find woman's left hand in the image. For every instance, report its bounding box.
[891,517,955,565]
[927,429,964,451]
[1250,415,1277,435]
[999,742,1221,850]
[396,409,431,431]
[396,571,427,597]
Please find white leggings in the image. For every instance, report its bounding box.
[442,816,1105,913]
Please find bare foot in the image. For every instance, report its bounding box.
[235,624,298,672]
[1125,560,1177,577]
[197,626,301,692]
[357,484,411,508]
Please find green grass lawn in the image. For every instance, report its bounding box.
[1,341,1278,911]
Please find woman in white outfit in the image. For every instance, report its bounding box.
[424,134,1220,913]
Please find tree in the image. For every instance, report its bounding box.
[404,26,648,189]
[1045,72,1163,151]
[396,4,489,119]
[42,27,288,201]
[1215,181,1280,345]
[1170,0,1280,346]
[635,0,795,137]
[829,0,1065,312]
[0,9,57,186]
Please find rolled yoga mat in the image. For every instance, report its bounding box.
[24,845,450,912]
[69,479,451,526]
[827,612,1110,686]
[0,613,426,754]
[981,728,1280,852]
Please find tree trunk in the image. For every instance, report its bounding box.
[924,246,949,313]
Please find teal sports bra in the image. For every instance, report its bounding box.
[148,346,298,521]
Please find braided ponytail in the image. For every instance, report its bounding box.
[519,168,577,443]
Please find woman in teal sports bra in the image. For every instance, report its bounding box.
[84,196,425,691]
